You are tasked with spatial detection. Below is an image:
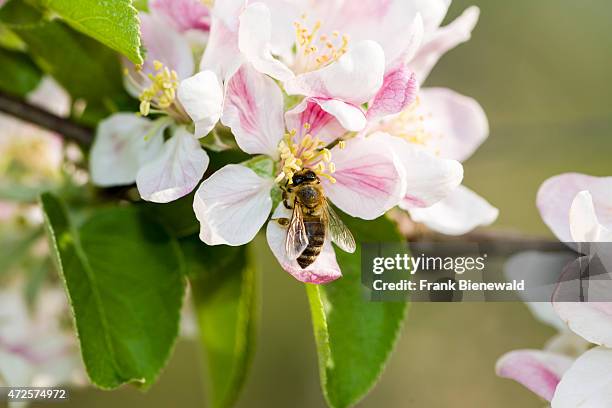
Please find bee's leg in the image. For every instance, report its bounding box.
[271,218,290,227]
[282,190,293,209]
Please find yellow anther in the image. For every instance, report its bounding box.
[338,140,346,149]
[138,61,179,117]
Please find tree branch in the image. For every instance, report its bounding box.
[0,91,93,145]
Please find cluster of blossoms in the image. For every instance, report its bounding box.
[497,173,612,406]
[90,0,497,283]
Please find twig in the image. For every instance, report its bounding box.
[0,91,93,145]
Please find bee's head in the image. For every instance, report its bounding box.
[292,170,318,186]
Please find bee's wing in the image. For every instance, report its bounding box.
[326,201,356,253]
[285,202,309,260]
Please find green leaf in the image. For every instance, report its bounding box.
[0,48,42,96]
[306,215,408,408]
[40,0,143,64]
[182,239,259,408]
[40,193,186,389]
[0,0,130,114]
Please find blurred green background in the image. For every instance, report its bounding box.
[26,0,612,407]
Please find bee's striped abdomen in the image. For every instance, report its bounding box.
[297,216,326,268]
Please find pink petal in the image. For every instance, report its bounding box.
[552,346,612,407]
[200,0,246,81]
[323,135,404,220]
[138,13,194,80]
[150,0,211,33]
[408,185,498,235]
[367,64,418,120]
[90,114,164,187]
[417,87,489,162]
[193,164,273,246]
[495,350,573,402]
[284,40,385,106]
[537,173,612,242]
[136,127,208,203]
[222,64,285,157]
[266,205,342,284]
[410,6,480,84]
[238,2,294,81]
[285,99,346,145]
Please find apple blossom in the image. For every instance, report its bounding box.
[497,173,612,406]
[192,62,465,283]
[90,1,223,203]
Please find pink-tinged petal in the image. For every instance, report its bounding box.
[496,350,573,402]
[537,173,612,242]
[138,13,194,80]
[222,64,285,157]
[319,2,429,66]
[570,191,612,242]
[408,185,498,235]
[379,135,463,208]
[552,347,612,407]
[323,135,404,220]
[177,70,224,138]
[285,40,385,105]
[367,65,418,120]
[417,87,489,162]
[410,6,480,84]
[314,98,366,132]
[285,99,345,145]
[238,3,294,82]
[150,0,211,33]
[193,164,273,246]
[266,205,342,284]
[90,114,164,187]
[554,301,612,348]
[136,127,208,203]
[199,0,246,81]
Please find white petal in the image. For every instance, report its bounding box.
[238,2,294,82]
[410,6,479,83]
[408,185,498,235]
[284,99,345,145]
[136,127,208,203]
[325,2,426,66]
[266,205,342,284]
[417,87,489,162]
[537,174,612,242]
[193,164,273,246]
[552,346,612,408]
[554,300,612,348]
[90,114,164,187]
[222,64,285,157]
[315,98,366,132]
[138,13,194,80]
[199,0,246,81]
[570,191,612,242]
[496,349,573,402]
[26,77,70,118]
[284,40,385,105]
[177,70,224,138]
[323,135,404,220]
[381,135,463,208]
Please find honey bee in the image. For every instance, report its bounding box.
[278,169,356,268]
